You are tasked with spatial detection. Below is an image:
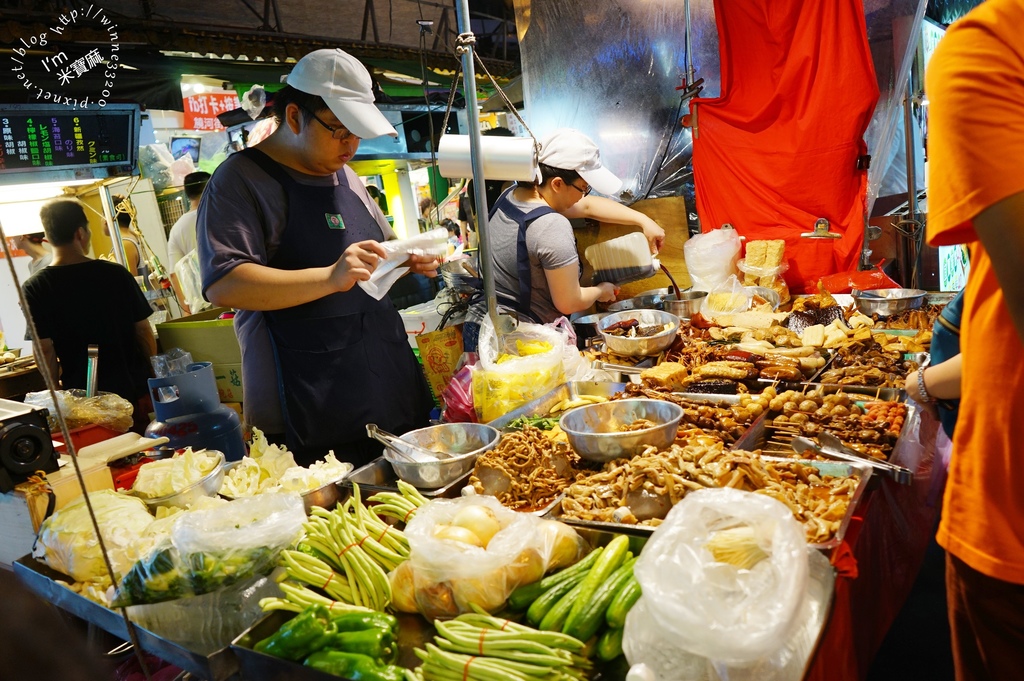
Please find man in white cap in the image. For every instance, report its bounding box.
[462,127,666,352]
[197,48,437,466]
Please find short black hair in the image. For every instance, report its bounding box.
[183,171,211,201]
[271,85,330,125]
[518,163,581,191]
[39,199,88,246]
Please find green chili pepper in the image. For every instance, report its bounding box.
[327,628,397,664]
[254,605,334,661]
[303,650,406,681]
[331,611,399,638]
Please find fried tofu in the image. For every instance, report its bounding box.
[640,362,690,391]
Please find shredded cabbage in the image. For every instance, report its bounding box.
[131,448,221,499]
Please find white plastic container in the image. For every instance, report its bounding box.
[585,232,656,286]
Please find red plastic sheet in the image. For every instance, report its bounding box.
[691,0,879,293]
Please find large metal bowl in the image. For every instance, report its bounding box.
[383,423,500,489]
[560,399,684,463]
[598,309,681,357]
[219,460,350,513]
[606,292,667,313]
[853,288,927,317]
[134,451,226,511]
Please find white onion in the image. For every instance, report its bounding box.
[451,505,502,548]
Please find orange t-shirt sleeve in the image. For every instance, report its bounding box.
[925,2,1024,247]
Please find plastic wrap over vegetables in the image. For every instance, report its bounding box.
[389,496,585,619]
[113,493,306,606]
[623,487,809,675]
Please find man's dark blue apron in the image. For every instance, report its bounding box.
[243,149,433,465]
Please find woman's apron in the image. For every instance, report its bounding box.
[243,149,433,466]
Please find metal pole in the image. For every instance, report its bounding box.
[685,0,695,86]
[454,0,513,334]
[100,183,129,268]
[902,80,921,288]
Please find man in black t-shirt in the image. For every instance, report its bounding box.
[23,199,156,415]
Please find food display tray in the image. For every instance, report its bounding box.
[12,556,242,680]
[341,456,470,499]
[232,610,435,681]
[550,456,872,552]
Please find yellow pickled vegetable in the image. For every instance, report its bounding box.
[516,339,553,356]
[705,526,769,570]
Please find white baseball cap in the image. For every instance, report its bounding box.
[286,48,397,139]
[537,128,623,196]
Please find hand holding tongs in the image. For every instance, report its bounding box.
[366,423,454,462]
[791,433,914,485]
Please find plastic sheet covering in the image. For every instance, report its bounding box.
[511,0,721,207]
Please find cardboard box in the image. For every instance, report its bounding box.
[156,307,242,365]
[0,455,113,567]
[212,363,244,402]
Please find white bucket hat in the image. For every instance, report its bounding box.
[286,48,397,139]
[537,128,623,196]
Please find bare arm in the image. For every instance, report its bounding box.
[904,354,962,410]
[562,195,666,253]
[972,190,1024,343]
[545,264,617,316]
[122,239,140,277]
[36,338,60,386]
[206,240,388,311]
[135,319,157,360]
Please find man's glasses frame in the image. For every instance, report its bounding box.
[302,106,360,142]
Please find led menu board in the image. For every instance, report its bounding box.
[0,103,139,183]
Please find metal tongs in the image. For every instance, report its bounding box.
[791,433,914,485]
[365,423,454,463]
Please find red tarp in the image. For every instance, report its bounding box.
[691,0,879,293]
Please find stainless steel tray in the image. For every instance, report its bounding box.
[551,456,872,551]
[341,455,470,498]
[12,556,242,680]
[231,609,435,681]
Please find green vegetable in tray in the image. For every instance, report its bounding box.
[304,651,406,681]
[332,611,399,636]
[327,629,397,665]
[505,415,560,431]
[255,605,334,662]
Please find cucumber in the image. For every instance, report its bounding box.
[597,627,624,661]
[562,535,630,636]
[539,580,585,632]
[508,548,602,611]
[564,558,636,641]
[606,575,641,629]
[526,570,586,626]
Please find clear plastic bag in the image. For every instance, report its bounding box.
[25,389,134,433]
[700,275,753,317]
[683,228,742,292]
[392,496,585,619]
[472,316,567,422]
[624,488,809,668]
[113,493,305,606]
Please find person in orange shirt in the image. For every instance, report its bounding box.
[924,0,1024,678]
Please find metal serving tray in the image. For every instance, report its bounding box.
[231,610,435,681]
[12,556,245,680]
[550,456,871,552]
[341,456,471,499]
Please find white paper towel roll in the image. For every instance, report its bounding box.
[437,134,538,182]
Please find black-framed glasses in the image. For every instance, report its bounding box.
[302,107,360,142]
[569,180,592,197]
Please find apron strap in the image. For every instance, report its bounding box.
[490,189,556,316]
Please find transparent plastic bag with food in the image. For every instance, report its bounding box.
[700,275,753,318]
[623,487,809,675]
[472,316,568,422]
[25,389,134,433]
[390,496,585,619]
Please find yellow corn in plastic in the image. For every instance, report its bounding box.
[515,339,553,356]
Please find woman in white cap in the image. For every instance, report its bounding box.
[463,128,665,351]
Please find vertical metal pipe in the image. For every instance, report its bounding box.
[100,183,129,268]
[454,0,507,333]
[685,0,695,86]
[903,79,921,288]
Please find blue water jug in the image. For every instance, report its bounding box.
[145,362,246,461]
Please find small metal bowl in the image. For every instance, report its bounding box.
[606,293,666,313]
[746,286,781,310]
[853,288,927,317]
[662,290,708,321]
[598,309,681,357]
[383,423,500,489]
[133,451,226,511]
[560,399,684,463]
[570,312,610,349]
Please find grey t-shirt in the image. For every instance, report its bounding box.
[197,150,395,434]
[471,191,580,324]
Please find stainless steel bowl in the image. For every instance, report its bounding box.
[606,293,666,313]
[383,423,500,489]
[745,286,781,310]
[559,399,684,462]
[598,309,681,357]
[853,288,927,317]
[300,477,348,512]
[662,290,708,321]
[134,451,226,511]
